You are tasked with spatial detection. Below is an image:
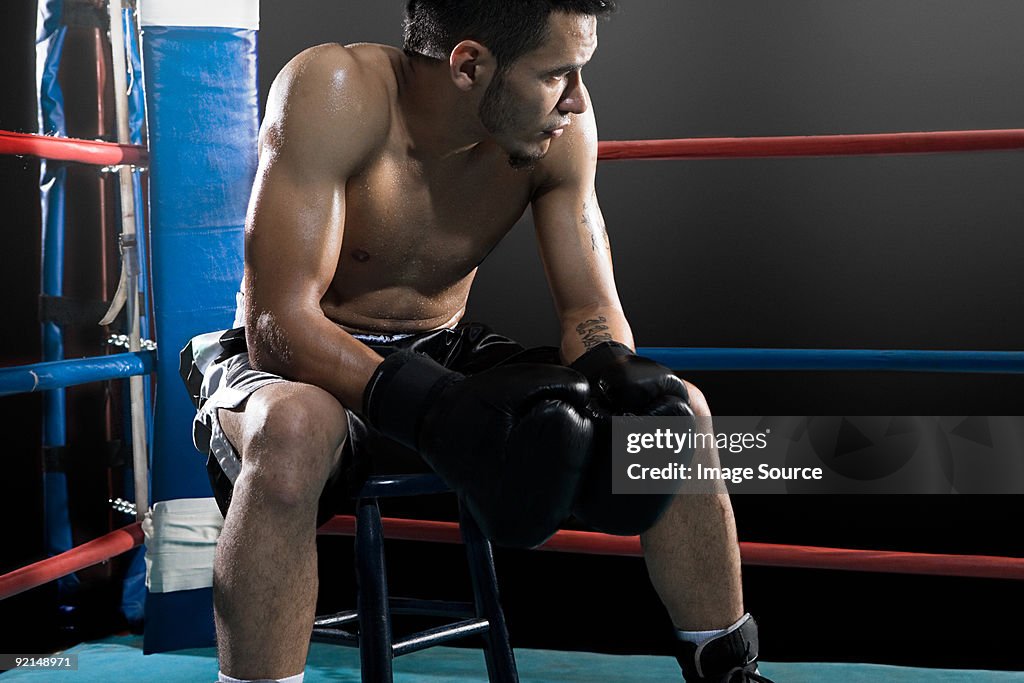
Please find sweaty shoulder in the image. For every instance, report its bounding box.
[534,90,599,193]
[260,43,396,175]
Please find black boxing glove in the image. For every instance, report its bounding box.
[363,350,593,548]
[571,341,693,417]
[569,341,694,535]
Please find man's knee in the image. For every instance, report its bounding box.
[682,380,711,417]
[235,384,349,507]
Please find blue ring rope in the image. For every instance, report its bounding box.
[640,347,1024,373]
[0,352,156,398]
[1,347,1020,401]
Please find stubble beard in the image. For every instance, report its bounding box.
[479,71,544,171]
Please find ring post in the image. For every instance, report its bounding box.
[138,0,260,653]
[36,0,77,600]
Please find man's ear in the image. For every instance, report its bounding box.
[449,40,495,91]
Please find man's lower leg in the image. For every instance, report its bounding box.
[213,466,319,680]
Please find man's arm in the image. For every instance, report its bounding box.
[243,45,386,408]
[532,101,635,364]
[533,99,693,538]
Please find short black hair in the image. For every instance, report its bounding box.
[403,0,615,70]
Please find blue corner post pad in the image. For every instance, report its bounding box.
[142,21,259,652]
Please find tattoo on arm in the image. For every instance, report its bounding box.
[576,316,612,350]
[581,195,610,253]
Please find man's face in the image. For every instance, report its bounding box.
[478,12,598,169]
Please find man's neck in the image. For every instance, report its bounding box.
[397,54,490,161]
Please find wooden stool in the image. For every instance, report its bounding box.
[313,474,519,682]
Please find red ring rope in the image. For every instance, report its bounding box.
[597,129,1024,160]
[0,130,148,166]
[3,513,1021,603]
[4,129,1024,167]
[318,515,1024,581]
[0,522,143,601]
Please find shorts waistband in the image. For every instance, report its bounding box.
[351,332,419,345]
[337,307,466,340]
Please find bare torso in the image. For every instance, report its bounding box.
[315,45,539,333]
[245,29,622,406]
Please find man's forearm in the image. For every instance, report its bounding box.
[560,307,635,364]
[247,304,383,409]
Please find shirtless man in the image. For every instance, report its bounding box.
[190,2,768,681]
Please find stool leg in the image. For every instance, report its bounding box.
[459,504,519,683]
[356,497,393,683]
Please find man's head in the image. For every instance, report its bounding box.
[403,0,615,69]
[404,0,615,168]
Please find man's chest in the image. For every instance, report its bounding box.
[340,154,535,279]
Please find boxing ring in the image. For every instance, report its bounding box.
[3,0,1024,680]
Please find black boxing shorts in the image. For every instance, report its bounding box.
[181,323,559,526]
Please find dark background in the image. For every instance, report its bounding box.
[3,0,1024,672]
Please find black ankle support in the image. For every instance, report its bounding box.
[675,614,762,682]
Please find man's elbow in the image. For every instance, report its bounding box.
[245,308,297,375]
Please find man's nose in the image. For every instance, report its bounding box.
[557,73,588,116]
